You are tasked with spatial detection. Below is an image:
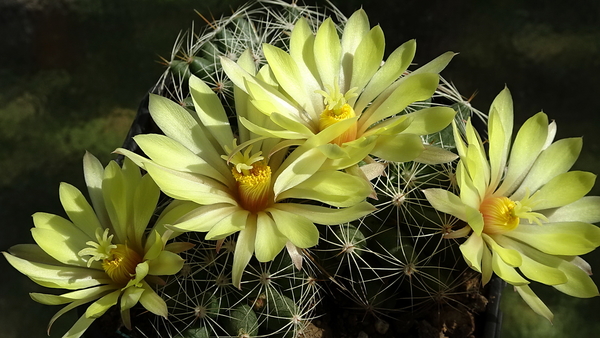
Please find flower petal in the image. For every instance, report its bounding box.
[122,262,148,293]
[264,44,316,116]
[164,241,195,254]
[567,256,593,275]
[205,209,249,240]
[120,285,144,311]
[504,222,600,256]
[102,161,128,243]
[47,298,93,336]
[519,254,567,286]
[189,75,234,150]
[423,188,467,221]
[232,216,257,289]
[273,147,328,196]
[131,174,160,250]
[269,111,316,136]
[553,259,600,298]
[496,112,548,196]
[530,171,596,210]
[324,137,378,170]
[313,17,341,90]
[465,142,489,199]
[401,107,456,135]
[169,204,238,233]
[254,212,287,262]
[370,133,424,162]
[139,281,168,318]
[83,152,111,230]
[31,227,89,267]
[349,25,385,95]
[409,51,456,75]
[457,161,482,211]
[286,241,304,271]
[147,250,184,276]
[271,201,375,225]
[452,120,467,160]
[133,134,231,186]
[494,235,567,285]
[359,73,439,134]
[62,314,96,338]
[278,170,371,208]
[151,200,199,238]
[143,232,164,261]
[482,244,493,285]
[466,204,484,235]
[511,137,582,201]
[514,285,554,322]
[355,39,416,113]
[267,208,319,249]
[460,233,484,272]
[487,87,513,190]
[243,72,305,125]
[340,9,370,62]
[59,182,102,240]
[3,252,110,290]
[482,234,522,267]
[363,114,412,137]
[148,93,230,174]
[30,285,115,305]
[289,18,322,119]
[85,289,121,318]
[238,114,306,140]
[144,161,236,205]
[413,145,459,165]
[491,250,529,286]
[8,243,61,265]
[120,286,144,329]
[545,196,600,224]
[121,157,142,199]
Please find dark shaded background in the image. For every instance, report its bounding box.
[1,0,599,337]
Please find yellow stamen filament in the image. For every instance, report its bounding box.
[316,83,359,145]
[102,244,143,285]
[479,196,520,235]
[232,162,272,213]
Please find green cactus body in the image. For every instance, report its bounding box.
[148,1,494,337]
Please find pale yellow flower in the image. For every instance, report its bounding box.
[424,88,600,321]
[221,9,458,169]
[116,75,375,288]
[3,153,194,338]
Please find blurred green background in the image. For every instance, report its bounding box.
[1,0,599,337]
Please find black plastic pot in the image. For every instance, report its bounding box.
[482,275,505,338]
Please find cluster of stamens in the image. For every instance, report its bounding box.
[222,140,273,213]
[479,193,547,235]
[316,82,359,145]
[78,228,143,285]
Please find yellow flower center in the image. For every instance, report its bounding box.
[78,228,144,285]
[222,140,273,213]
[316,82,358,146]
[479,196,520,235]
[102,244,143,285]
[232,162,272,213]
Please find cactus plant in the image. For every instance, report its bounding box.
[132,1,498,337]
[4,1,600,338]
